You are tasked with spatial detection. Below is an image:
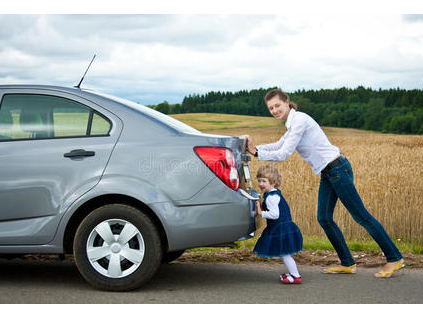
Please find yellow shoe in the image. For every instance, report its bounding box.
[374,259,405,278]
[323,264,357,274]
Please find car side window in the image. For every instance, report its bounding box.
[0,94,111,140]
[91,112,112,136]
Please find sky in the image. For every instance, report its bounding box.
[1,1,423,105]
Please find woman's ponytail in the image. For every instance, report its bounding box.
[289,101,298,110]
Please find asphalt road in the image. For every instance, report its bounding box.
[0,258,422,304]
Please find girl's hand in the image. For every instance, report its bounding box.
[255,201,262,216]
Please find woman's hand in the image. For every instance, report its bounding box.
[245,134,257,155]
[255,201,262,216]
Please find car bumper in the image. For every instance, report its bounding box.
[151,180,259,251]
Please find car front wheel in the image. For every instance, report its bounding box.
[74,204,162,291]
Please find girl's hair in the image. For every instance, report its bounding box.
[264,88,298,110]
[256,165,282,188]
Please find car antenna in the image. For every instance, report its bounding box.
[74,54,96,89]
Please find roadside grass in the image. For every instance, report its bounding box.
[188,236,423,255]
[298,236,423,254]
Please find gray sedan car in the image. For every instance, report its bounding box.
[0,85,257,291]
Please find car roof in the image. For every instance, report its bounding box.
[0,84,80,92]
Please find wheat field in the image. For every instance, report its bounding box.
[172,114,423,244]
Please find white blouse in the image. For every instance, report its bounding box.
[261,189,280,220]
[257,109,340,175]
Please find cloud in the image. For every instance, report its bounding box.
[0,14,422,104]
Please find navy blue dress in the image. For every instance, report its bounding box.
[253,189,303,257]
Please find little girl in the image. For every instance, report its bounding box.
[253,165,303,284]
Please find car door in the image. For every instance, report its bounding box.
[0,89,122,245]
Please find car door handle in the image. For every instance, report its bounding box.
[64,149,95,158]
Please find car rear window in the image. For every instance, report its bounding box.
[92,91,201,134]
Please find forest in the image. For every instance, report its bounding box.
[152,86,423,134]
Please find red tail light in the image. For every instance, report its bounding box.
[194,147,240,191]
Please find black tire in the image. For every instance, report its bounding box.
[74,204,162,291]
[162,250,185,263]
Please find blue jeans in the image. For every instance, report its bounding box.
[317,156,402,266]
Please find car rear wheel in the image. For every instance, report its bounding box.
[74,204,162,291]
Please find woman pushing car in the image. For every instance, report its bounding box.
[245,88,404,278]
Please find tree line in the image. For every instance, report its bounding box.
[152,86,423,134]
